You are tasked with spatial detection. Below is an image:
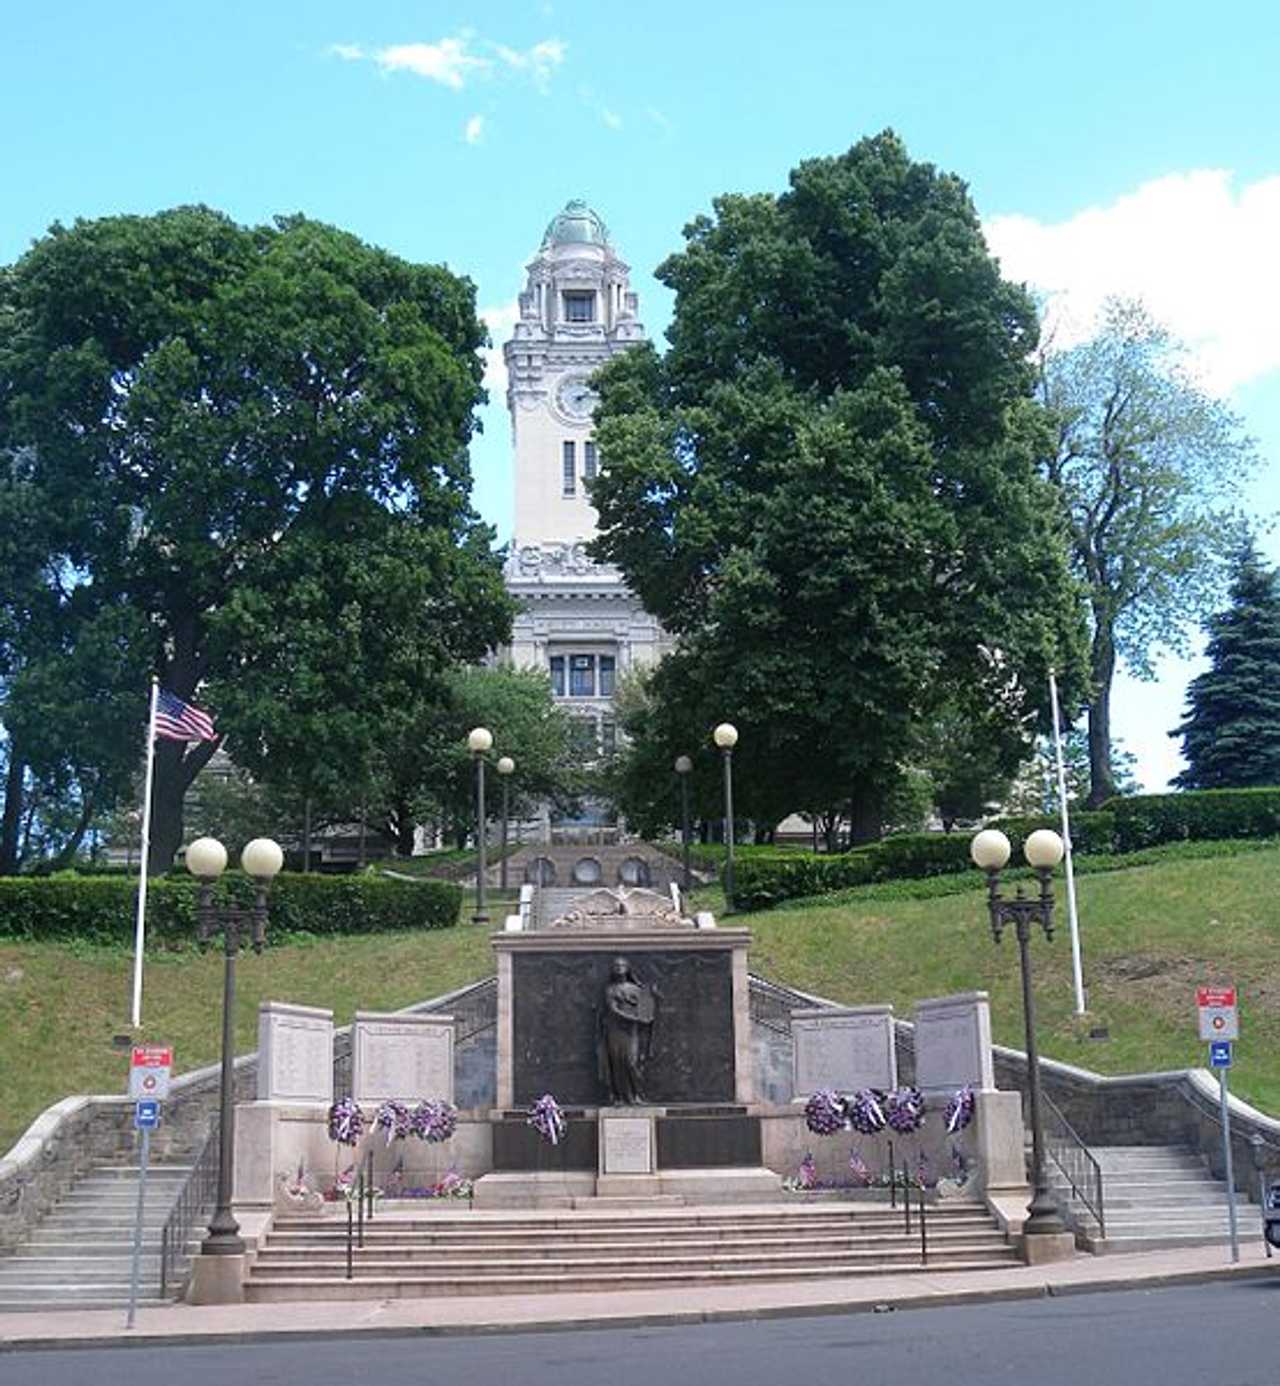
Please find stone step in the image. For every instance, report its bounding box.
[264,1215,999,1250]
[1097,1230,1265,1254]
[0,1297,171,1314]
[258,1227,1004,1263]
[0,1259,163,1283]
[245,1257,1017,1302]
[252,1242,1014,1280]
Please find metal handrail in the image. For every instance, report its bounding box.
[159,1118,220,1298]
[1041,1091,1105,1239]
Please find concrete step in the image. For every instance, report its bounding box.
[1097,1230,1265,1254]
[0,1296,171,1314]
[0,1259,162,1282]
[245,1257,1017,1302]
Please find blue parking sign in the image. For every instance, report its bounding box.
[134,1099,161,1130]
[1210,1040,1233,1069]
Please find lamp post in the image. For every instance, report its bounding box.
[970,826,1067,1243]
[713,723,738,907]
[674,755,693,893]
[497,755,515,892]
[468,727,493,924]
[185,835,283,1257]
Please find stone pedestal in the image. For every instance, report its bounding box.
[973,1089,1027,1191]
[186,1252,246,1305]
[790,1005,895,1097]
[1022,1231,1076,1264]
[597,1109,659,1197]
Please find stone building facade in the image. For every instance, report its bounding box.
[500,201,668,836]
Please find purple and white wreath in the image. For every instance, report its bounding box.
[944,1085,975,1134]
[804,1088,847,1136]
[884,1085,926,1135]
[374,1099,411,1145]
[528,1093,567,1146]
[327,1096,365,1147]
[845,1087,887,1135]
[411,1099,458,1144]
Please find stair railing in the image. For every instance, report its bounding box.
[1041,1091,1105,1239]
[159,1117,221,1298]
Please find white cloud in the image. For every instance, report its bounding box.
[374,38,489,89]
[985,169,1280,393]
[464,114,485,145]
[601,107,622,131]
[332,34,566,94]
[493,37,566,91]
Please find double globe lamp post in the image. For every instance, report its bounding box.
[184,834,284,1258]
[467,727,493,925]
[497,755,516,891]
[674,754,693,892]
[969,825,1069,1246]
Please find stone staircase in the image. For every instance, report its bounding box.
[245,1199,1018,1302]
[1049,1145,1264,1254]
[0,1163,199,1312]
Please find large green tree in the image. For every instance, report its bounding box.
[0,207,511,871]
[1038,298,1255,804]
[1171,542,1280,788]
[588,132,1087,839]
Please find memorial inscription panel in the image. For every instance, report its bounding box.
[352,1015,454,1103]
[257,1002,333,1103]
[601,1116,654,1174]
[914,993,994,1094]
[791,1007,895,1096]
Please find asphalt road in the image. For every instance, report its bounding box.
[5,1281,1280,1386]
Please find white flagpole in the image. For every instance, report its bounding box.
[1049,669,1087,1015]
[130,678,160,1029]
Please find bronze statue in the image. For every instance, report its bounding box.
[598,957,657,1104]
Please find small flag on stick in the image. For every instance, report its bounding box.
[154,689,216,742]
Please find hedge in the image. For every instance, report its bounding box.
[0,871,461,945]
[1102,788,1280,851]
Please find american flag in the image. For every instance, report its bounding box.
[154,688,217,742]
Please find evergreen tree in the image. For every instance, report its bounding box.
[1171,542,1280,788]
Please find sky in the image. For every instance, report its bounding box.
[4,0,1279,792]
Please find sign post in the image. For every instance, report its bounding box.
[125,1046,171,1329]
[1197,987,1240,1263]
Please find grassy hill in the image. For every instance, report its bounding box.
[3,844,1278,1159]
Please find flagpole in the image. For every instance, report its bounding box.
[1049,669,1086,1015]
[131,677,160,1029]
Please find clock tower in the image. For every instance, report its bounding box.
[501,202,667,835]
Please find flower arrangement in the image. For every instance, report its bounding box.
[327,1097,365,1147]
[528,1093,566,1146]
[803,1088,846,1136]
[798,1152,817,1188]
[884,1085,926,1134]
[845,1087,887,1135]
[944,1085,975,1134]
[375,1099,411,1145]
[411,1099,458,1144]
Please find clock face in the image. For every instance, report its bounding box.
[555,374,598,422]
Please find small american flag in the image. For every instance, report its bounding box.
[155,688,217,742]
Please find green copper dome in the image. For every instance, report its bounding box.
[541,199,611,249]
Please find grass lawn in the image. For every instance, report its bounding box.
[0,923,493,1158]
[724,846,1280,1115]
[5,845,1279,1160]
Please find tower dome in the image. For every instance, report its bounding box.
[541,199,611,250]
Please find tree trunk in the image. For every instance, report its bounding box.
[846,789,882,846]
[50,779,98,870]
[393,800,415,857]
[1086,623,1118,808]
[0,749,25,875]
[147,736,221,874]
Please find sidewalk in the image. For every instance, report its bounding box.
[1,1245,1275,1353]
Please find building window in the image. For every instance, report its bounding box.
[563,291,595,323]
[549,652,616,700]
[601,717,617,757]
[569,716,598,756]
[562,441,575,495]
[584,440,598,480]
[569,654,596,697]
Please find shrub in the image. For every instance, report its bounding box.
[1103,788,1280,850]
[0,872,461,944]
[732,849,879,911]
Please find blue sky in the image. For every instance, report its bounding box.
[5,1,1279,790]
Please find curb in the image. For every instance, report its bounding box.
[2,1258,1274,1354]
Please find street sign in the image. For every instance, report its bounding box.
[133,1099,160,1130]
[1197,986,1239,1042]
[1210,1040,1233,1069]
[128,1044,173,1100]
